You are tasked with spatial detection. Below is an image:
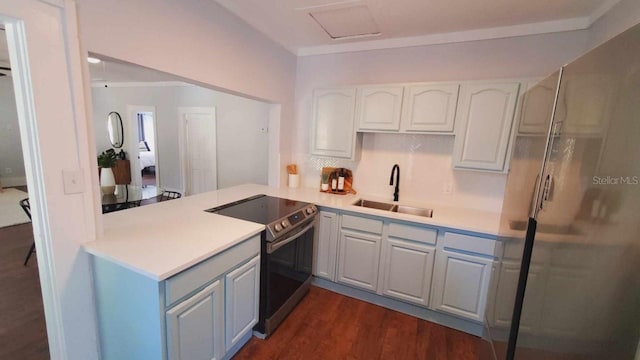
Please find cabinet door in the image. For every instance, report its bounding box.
[517,80,555,135]
[314,211,339,281]
[337,229,382,292]
[166,279,224,360]
[540,266,590,337]
[431,249,493,322]
[356,86,404,131]
[225,255,260,351]
[452,82,519,172]
[561,75,612,135]
[402,83,459,133]
[311,88,358,159]
[492,261,544,333]
[382,237,435,306]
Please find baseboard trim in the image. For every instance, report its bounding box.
[0,176,27,187]
[312,277,484,337]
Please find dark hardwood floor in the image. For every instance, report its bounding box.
[234,286,481,360]
[0,222,49,359]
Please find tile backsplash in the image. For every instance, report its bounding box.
[294,133,508,213]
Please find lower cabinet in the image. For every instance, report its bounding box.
[91,235,261,360]
[431,249,494,322]
[225,255,260,351]
[382,238,435,306]
[337,229,382,292]
[166,280,225,360]
[314,210,340,281]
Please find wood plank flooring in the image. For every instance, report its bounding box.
[233,286,481,360]
[0,222,49,359]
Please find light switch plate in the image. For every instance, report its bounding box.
[63,169,84,194]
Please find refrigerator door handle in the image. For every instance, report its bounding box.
[540,174,553,209]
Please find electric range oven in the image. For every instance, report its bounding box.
[206,194,317,337]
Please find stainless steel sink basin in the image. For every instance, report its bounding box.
[352,199,395,211]
[352,199,434,218]
[391,205,434,218]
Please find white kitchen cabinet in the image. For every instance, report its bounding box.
[517,80,555,135]
[452,82,520,172]
[431,248,494,322]
[560,74,612,136]
[356,85,404,131]
[337,229,382,292]
[166,280,224,360]
[311,87,361,159]
[401,83,459,133]
[314,210,340,281]
[540,266,590,338]
[492,261,544,333]
[382,237,435,306]
[225,255,260,351]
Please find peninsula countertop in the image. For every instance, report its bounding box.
[83,184,502,281]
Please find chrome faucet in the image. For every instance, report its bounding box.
[389,164,400,202]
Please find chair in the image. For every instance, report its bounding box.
[20,198,35,266]
[159,191,181,201]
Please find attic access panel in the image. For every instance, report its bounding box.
[309,4,381,40]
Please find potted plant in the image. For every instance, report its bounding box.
[98,149,118,195]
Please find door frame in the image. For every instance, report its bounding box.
[127,105,159,188]
[178,107,217,195]
[0,1,100,359]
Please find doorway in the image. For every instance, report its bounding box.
[128,105,159,198]
[178,107,217,195]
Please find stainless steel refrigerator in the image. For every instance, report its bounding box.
[482,22,640,360]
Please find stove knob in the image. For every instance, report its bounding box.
[281,221,288,228]
[274,224,282,232]
[306,207,314,215]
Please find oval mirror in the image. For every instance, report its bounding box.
[107,111,124,148]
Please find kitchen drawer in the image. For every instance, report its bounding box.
[341,214,383,234]
[388,222,437,245]
[503,240,551,264]
[165,235,260,307]
[443,232,496,257]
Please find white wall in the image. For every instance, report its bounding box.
[77,0,297,187]
[588,0,640,50]
[293,31,591,212]
[91,84,270,191]
[0,77,26,186]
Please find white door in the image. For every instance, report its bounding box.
[452,82,520,172]
[382,238,435,307]
[166,280,224,360]
[356,85,404,131]
[128,106,158,187]
[313,210,339,281]
[225,255,260,351]
[431,249,493,322]
[310,88,358,159]
[179,107,217,195]
[337,229,382,292]
[402,83,459,133]
[517,80,555,135]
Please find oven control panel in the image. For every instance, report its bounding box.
[267,204,317,240]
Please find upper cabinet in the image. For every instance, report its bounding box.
[311,88,361,160]
[452,82,520,172]
[517,79,555,135]
[559,74,613,136]
[356,86,404,131]
[402,83,459,133]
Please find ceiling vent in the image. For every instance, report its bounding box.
[309,5,380,40]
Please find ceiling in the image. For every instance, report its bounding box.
[214,0,619,55]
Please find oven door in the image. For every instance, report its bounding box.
[264,217,316,320]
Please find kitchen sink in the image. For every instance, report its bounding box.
[508,220,581,235]
[391,205,434,218]
[352,199,434,218]
[352,199,395,211]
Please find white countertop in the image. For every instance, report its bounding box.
[83,184,501,281]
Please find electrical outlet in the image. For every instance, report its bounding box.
[5,167,12,175]
[443,180,453,194]
[260,127,269,133]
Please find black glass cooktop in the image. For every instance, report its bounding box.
[205,194,309,225]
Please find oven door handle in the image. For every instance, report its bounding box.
[267,218,316,254]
